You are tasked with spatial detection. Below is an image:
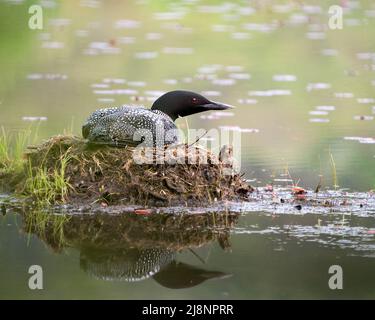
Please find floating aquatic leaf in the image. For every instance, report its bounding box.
[249,89,291,96]
[231,32,251,40]
[134,51,158,59]
[334,92,354,98]
[228,73,251,80]
[316,105,335,111]
[97,98,115,103]
[211,24,235,32]
[212,79,236,86]
[80,0,101,8]
[27,73,68,80]
[272,74,297,82]
[302,5,322,14]
[357,98,375,104]
[75,30,89,37]
[48,18,71,27]
[305,32,326,40]
[353,115,374,121]
[102,78,126,84]
[306,83,331,91]
[321,49,338,56]
[114,19,141,29]
[163,79,178,85]
[309,118,330,123]
[153,12,186,20]
[91,84,109,88]
[288,14,308,25]
[42,41,64,49]
[127,81,147,87]
[22,116,48,122]
[145,33,163,40]
[201,91,222,97]
[309,111,328,115]
[345,19,361,26]
[237,98,257,104]
[117,37,136,44]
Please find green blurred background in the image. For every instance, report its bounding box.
[0,0,374,189]
[1,0,375,300]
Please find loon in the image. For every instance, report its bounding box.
[82,90,232,147]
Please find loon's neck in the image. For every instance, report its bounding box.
[151,109,176,122]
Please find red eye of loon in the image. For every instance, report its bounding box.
[191,97,198,103]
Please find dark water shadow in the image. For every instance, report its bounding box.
[21,211,238,289]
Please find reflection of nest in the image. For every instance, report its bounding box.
[23,211,238,282]
[57,212,238,250]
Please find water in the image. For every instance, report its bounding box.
[1,0,375,299]
[1,204,375,299]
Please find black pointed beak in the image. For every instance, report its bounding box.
[201,101,234,111]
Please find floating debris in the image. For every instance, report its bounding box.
[211,24,234,32]
[315,105,335,111]
[85,42,121,55]
[27,73,68,80]
[231,32,251,40]
[153,12,186,20]
[212,79,236,86]
[321,49,338,56]
[42,41,64,49]
[127,81,147,87]
[145,33,163,40]
[228,73,251,80]
[163,79,178,85]
[353,115,374,121]
[344,137,375,144]
[309,118,330,123]
[237,98,257,105]
[309,111,328,116]
[134,51,158,59]
[48,18,71,27]
[97,98,115,103]
[305,32,326,40]
[22,116,48,122]
[93,89,138,96]
[306,83,331,91]
[201,91,222,97]
[117,37,136,44]
[249,89,291,96]
[357,98,375,104]
[242,23,275,33]
[272,74,297,82]
[102,78,126,84]
[334,92,354,98]
[219,126,259,133]
[114,19,141,29]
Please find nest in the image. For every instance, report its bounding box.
[24,135,253,206]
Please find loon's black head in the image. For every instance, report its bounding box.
[151,90,233,121]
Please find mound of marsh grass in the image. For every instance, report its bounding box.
[14,135,253,207]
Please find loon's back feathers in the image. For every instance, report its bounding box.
[82,90,232,147]
[82,106,177,147]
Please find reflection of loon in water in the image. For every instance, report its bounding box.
[80,248,175,282]
[22,210,238,288]
[80,247,230,288]
[153,261,231,289]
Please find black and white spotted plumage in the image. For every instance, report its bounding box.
[82,106,178,147]
[80,248,175,282]
[82,90,233,147]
